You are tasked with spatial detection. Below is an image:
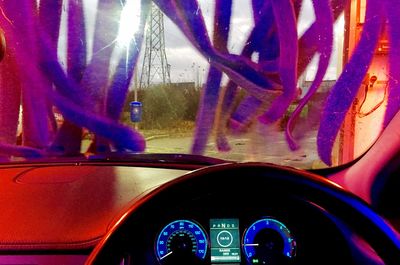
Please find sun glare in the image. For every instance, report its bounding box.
[117,0,142,46]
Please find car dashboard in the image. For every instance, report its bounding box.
[132,188,354,265]
[0,162,389,264]
[0,163,188,264]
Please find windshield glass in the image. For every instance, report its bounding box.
[0,0,394,169]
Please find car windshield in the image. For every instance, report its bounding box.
[0,0,394,169]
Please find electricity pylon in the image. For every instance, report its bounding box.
[139,3,171,89]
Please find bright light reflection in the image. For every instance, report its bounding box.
[117,0,141,46]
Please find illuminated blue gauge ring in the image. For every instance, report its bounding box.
[242,218,296,263]
[155,220,208,262]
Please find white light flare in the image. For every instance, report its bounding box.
[117,0,142,47]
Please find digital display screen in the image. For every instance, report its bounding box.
[210,219,241,263]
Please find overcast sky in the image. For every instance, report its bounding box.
[161,0,345,84]
[163,0,254,83]
[74,0,345,86]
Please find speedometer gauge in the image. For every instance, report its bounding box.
[243,218,296,264]
[155,220,208,264]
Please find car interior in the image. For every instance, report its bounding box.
[0,0,399,265]
[2,116,400,265]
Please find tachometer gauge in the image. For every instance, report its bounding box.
[242,218,296,265]
[155,220,208,264]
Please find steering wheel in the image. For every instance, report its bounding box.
[86,163,400,264]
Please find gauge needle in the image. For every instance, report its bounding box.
[243,243,259,246]
[160,251,173,260]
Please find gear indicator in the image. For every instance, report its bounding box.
[210,219,241,263]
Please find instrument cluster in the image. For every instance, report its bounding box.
[155,217,296,265]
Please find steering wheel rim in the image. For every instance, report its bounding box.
[86,162,400,264]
